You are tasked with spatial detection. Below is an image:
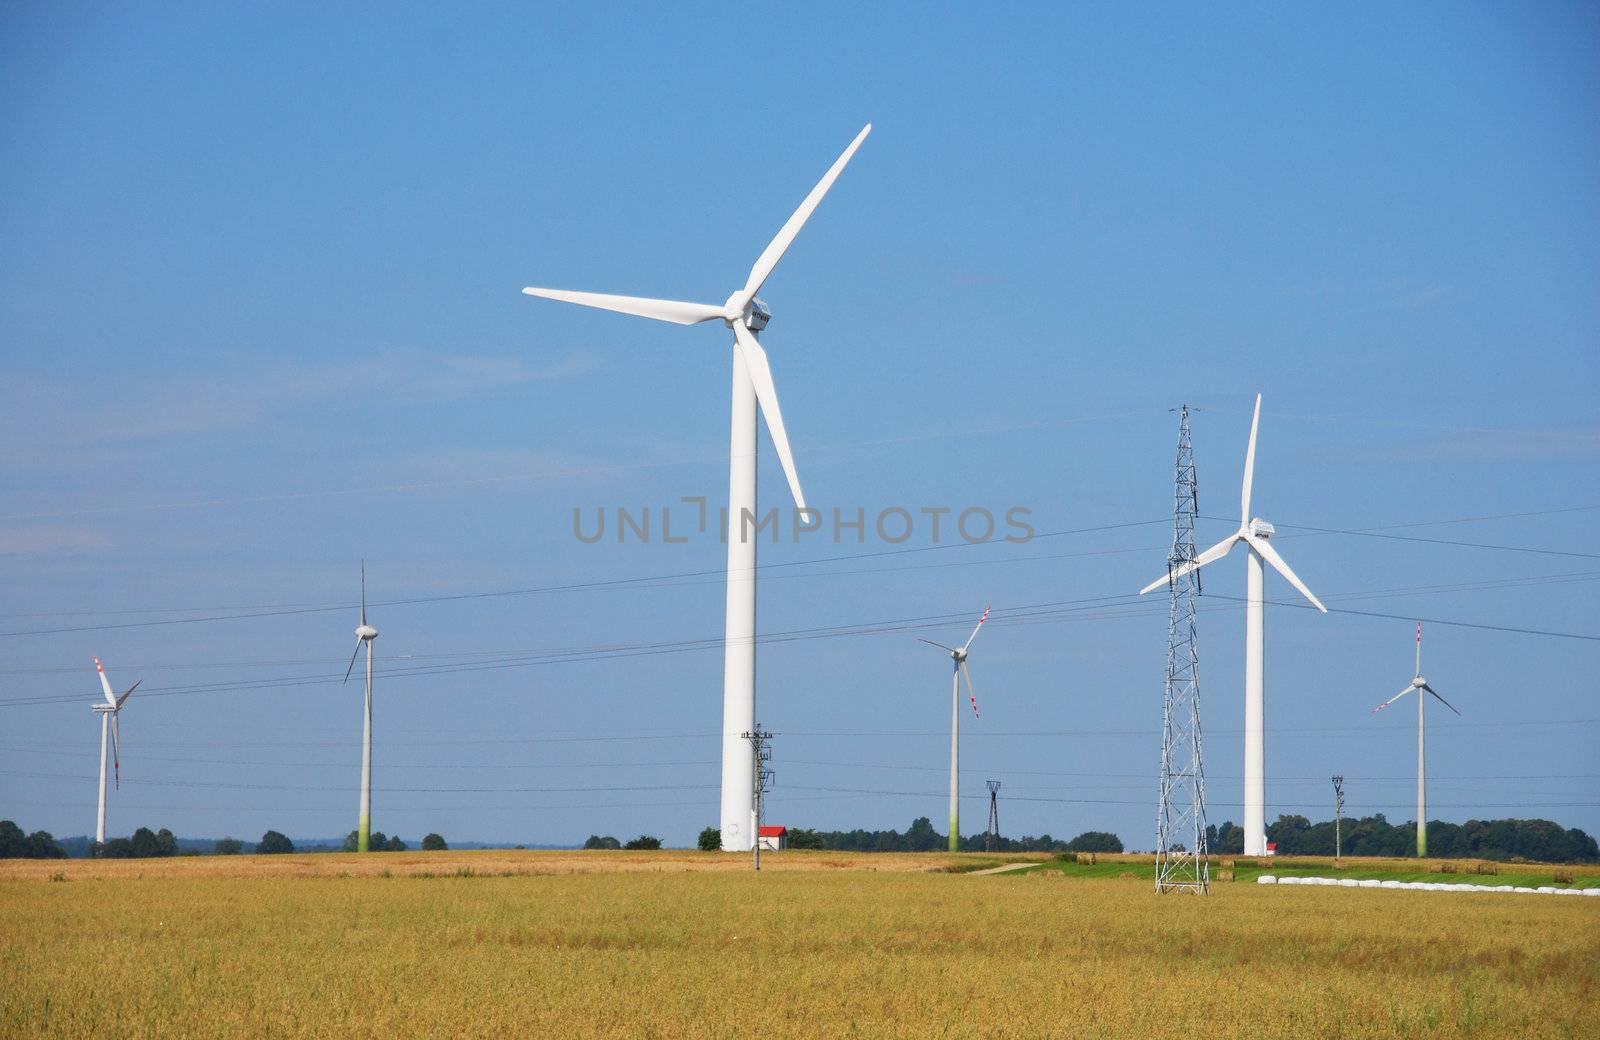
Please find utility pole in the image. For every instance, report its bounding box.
[1156,405,1209,894]
[744,725,773,872]
[1332,775,1345,861]
[985,780,1002,852]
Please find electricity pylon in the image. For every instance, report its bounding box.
[1156,405,1209,894]
[1332,775,1346,860]
[985,780,1002,852]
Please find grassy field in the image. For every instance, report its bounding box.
[4,850,1597,1039]
[1018,852,1600,888]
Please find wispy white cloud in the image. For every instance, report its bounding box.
[1,349,600,458]
[1375,425,1600,463]
[0,526,109,555]
[10,348,601,448]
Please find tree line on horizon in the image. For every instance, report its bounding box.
[0,821,449,858]
[694,818,1126,854]
[8,813,1596,862]
[1206,815,1599,862]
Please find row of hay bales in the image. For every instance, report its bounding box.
[1257,874,1599,895]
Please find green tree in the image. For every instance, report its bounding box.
[130,827,161,858]
[0,821,62,859]
[0,820,26,858]
[583,835,621,850]
[27,830,67,859]
[623,835,661,850]
[421,833,447,851]
[257,830,295,854]
[0,821,67,859]
[383,835,407,852]
[369,831,388,852]
[101,838,136,858]
[787,828,825,850]
[697,827,721,851]
[904,816,941,852]
[341,831,360,853]
[1207,821,1245,854]
[1065,831,1124,853]
[213,837,244,855]
[156,828,179,857]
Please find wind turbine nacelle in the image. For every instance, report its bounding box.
[1248,518,1275,539]
[744,298,771,332]
[1414,676,1428,688]
[356,625,379,640]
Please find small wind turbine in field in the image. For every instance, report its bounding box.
[91,657,139,847]
[1372,622,1461,857]
[920,607,990,853]
[1138,394,1327,856]
[520,124,872,851]
[343,562,379,852]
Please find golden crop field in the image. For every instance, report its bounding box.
[4,850,1597,1039]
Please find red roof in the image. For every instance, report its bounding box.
[758,825,787,836]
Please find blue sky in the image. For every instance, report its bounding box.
[2,3,1596,848]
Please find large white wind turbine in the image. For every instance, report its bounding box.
[343,563,379,852]
[920,607,990,853]
[520,124,871,851]
[1372,622,1460,858]
[90,657,140,847]
[1138,394,1326,856]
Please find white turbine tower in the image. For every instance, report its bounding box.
[1138,394,1326,856]
[520,124,871,851]
[1372,622,1460,858]
[920,607,989,853]
[90,657,140,847]
[343,563,379,852]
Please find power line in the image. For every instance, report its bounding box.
[5,570,1596,710]
[4,503,1594,634]
[4,745,1592,785]
[7,768,1592,813]
[0,768,718,796]
[0,519,1169,634]
[1201,592,1600,642]
[776,784,1600,811]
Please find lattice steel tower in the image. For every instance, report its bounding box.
[985,780,1002,852]
[1156,405,1209,893]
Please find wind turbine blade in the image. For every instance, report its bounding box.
[360,559,367,627]
[742,123,872,299]
[521,287,726,326]
[917,638,957,653]
[115,680,140,708]
[1373,685,1416,712]
[732,322,805,510]
[93,657,116,705]
[960,660,979,719]
[961,606,992,654]
[1415,621,1422,677]
[1241,393,1261,521]
[111,713,121,790]
[1138,534,1240,595]
[1247,534,1328,613]
[1422,684,1461,716]
[343,640,363,684]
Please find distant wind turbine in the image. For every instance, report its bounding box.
[1138,394,1326,856]
[343,563,379,852]
[521,124,872,851]
[91,657,140,847]
[1372,622,1460,858]
[920,607,990,853]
